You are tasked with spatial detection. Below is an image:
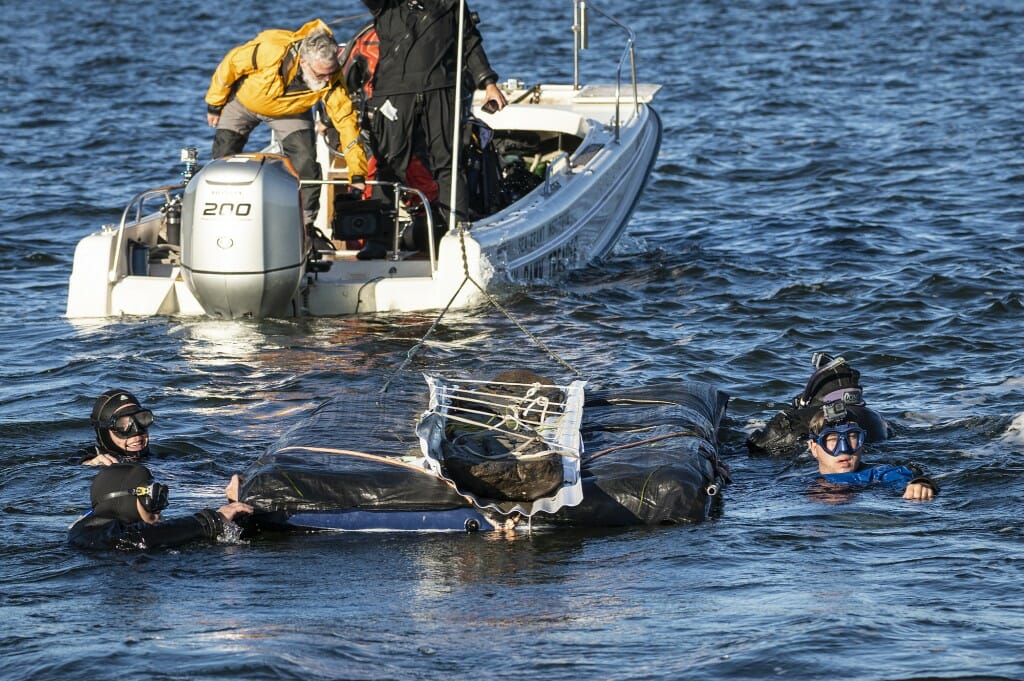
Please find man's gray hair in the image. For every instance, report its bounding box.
[300,29,339,67]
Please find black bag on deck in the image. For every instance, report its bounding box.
[331,197,384,241]
[464,117,505,219]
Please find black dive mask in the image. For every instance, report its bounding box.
[106,410,154,437]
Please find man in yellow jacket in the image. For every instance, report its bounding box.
[205,19,367,228]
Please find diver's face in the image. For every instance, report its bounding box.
[810,438,861,474]
[108,407,150,457]
[809,423,865,474]
[136,499,160,524]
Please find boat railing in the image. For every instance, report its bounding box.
[110,184,182,282]
[572,0,640,143]
[543,152,574,196]
[302,178,437,272]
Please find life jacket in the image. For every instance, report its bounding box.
[340,23,379,113]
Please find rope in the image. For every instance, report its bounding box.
[436,384,568,430]
[378,275,471,397]
[430,381,581,456]
[378,226,579,395]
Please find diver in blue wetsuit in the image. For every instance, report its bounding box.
[806,401,939,501]
[68,463,252,550]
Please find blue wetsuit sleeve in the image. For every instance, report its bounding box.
[819,464,918,491]
[868,464,916,491]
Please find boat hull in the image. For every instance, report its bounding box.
[66,86,662,320]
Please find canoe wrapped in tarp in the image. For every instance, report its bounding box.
[238,376,729,532]
[546,381,728,526]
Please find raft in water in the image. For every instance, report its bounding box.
[238,376,729,532]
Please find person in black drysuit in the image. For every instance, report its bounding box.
[747,352,890,457]
[68,463,252,550]
[357,0,507,259]
[75,389,155,466]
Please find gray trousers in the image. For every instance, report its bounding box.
[212,98,321,225]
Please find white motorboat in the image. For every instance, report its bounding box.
[66,2,662,320]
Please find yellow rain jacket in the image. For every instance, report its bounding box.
[205,19,367,179]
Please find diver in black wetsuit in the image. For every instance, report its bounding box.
[76,389,155,466]
[68,463,252,550]
[747,352,890,456]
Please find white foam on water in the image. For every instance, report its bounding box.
[1000,412,1024,446]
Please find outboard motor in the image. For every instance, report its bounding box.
[181,154,307,319]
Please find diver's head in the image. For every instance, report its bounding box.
[796,353,864,408]
[299,29,339,91]
[90,463,168,525]
[807,401,866,474]
[90,389,153,460]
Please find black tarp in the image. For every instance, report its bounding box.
[239,380,729,529]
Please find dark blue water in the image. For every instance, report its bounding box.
[2,1,1022,679]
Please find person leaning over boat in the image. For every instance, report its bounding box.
[68,463,252,550]
[806,401,939,501]
[75,389,155,466]
[204,19,367,229]
[355,0,507,258]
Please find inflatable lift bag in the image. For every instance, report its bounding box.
[238,380,730,530]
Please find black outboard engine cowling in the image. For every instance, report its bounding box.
[181,154,307,319]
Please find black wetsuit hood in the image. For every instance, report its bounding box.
[90,389,149,457]
[747,354,890,456]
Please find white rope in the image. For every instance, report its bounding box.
[437,411,578,457]
[436,382,573,431]
[432,380,581,457]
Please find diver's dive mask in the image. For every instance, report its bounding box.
[107,410,154,437]
[100,481,169,514]
[811,400,869,456]
[813,423,867,456]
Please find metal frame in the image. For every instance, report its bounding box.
[572,0,640,143]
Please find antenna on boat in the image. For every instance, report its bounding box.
[573,0,588,90]
[448,0,467,236]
